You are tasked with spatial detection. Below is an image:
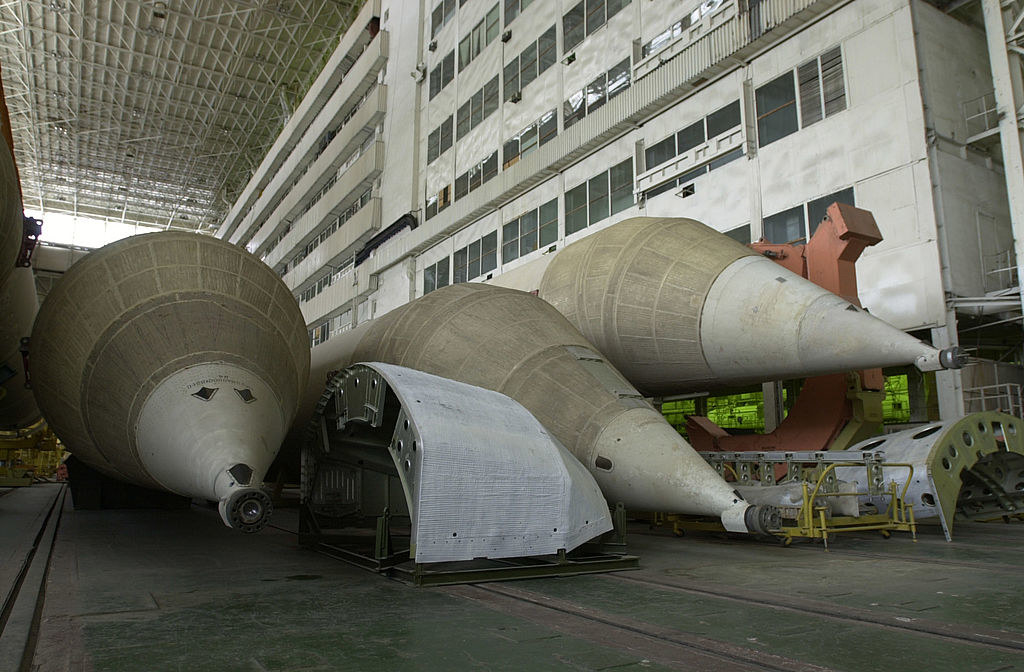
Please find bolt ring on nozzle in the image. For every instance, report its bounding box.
[939,346,968,370]
[222,489,273,533]
[744,505,782,535]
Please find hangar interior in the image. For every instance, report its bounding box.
[2,0,1024,670]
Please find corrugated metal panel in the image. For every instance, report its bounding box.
[285,198,383,291]
[252,82,388,256]
[244,35,389,250]
[301,262,378,325]
[265,141,385,270]
[219,0,382,240]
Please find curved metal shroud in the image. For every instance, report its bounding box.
[302,362,613,564]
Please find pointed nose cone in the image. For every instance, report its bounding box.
[701,255,952,382]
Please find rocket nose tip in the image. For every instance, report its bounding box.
[219,488,273,533]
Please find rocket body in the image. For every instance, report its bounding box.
[31,232,310,531]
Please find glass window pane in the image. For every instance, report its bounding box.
[437,257,450,288]
[607,58,630,99]
[538,26,557,74]
[453,247,468,282]
[520,123,538,157]
[539,219,558,247]
[676,120,705,154]
[441,51,454,87]
[505,0,519,24]
[504,59,519,100]
[503,239,519,262]
[483,76,499,118]
[607,0,629,20]
[588,172,610,224]
[708,147,743,171]
[565,182,588,234]
[481,232,498,274]
[586,0,605,35]
[645,135,675,169]
[563,90,585,129]
[520,209,538,234]
[609,158,633,214]
[756,72,798,147]
[455,172,469,199]
[520,43,538,89]
[439,115,453,152]
[503,219,519,242]
[482,151,498,182]
[472,89,484,126]
[429,66,441,98]
[538,109,557,145]
[503,137,520,167]
[520,226,538,255]
[646,178,677,198]
[459,35,472,69]
[807,186,854,237]
[563,1,585,51]
[585,74,606,113]
[707,100,741,137]
[424,264,437,294]
[457,100,471,139]
[427,128,440,163]
[763,205,806,244]
[486,4,501,42]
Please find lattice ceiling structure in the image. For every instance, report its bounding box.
[0,0,363,236]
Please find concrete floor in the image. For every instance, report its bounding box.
[8,486,1024,672]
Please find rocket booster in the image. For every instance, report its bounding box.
[304,283,777,534]
[0,108,40,430]
[494,217,964,396]
[31,232,310,531]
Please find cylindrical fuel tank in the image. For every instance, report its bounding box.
[0,108,39,430]
[535,217,961,396]
[305,283,775,533]
[31,232,310,531]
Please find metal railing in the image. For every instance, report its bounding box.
[964,383,1024,417]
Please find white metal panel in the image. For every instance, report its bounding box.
[357,363,613,563]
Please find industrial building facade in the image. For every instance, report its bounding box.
[215,0,1021,420]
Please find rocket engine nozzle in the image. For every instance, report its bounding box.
[220,488,273,533]
[916,345,968,372]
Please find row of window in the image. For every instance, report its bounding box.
[503,109,557,169]
[287,187,372,273]
[427,116,454,164]
[299,270,336,304]
[422,168,627,295]
[755,46,845,147]
[425,108,558,223]
[422,182,853,296]
[503,25,556,102]
[641,0,726,60]
[565,158,633,235]
[563,0,630,53]
[456,75,500,141]
[502,198,558,263]
[458,4,501,70]
[563,58,630,129]
[454,150,499,200]
[455,231,498,283]
[644,99,741,170]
